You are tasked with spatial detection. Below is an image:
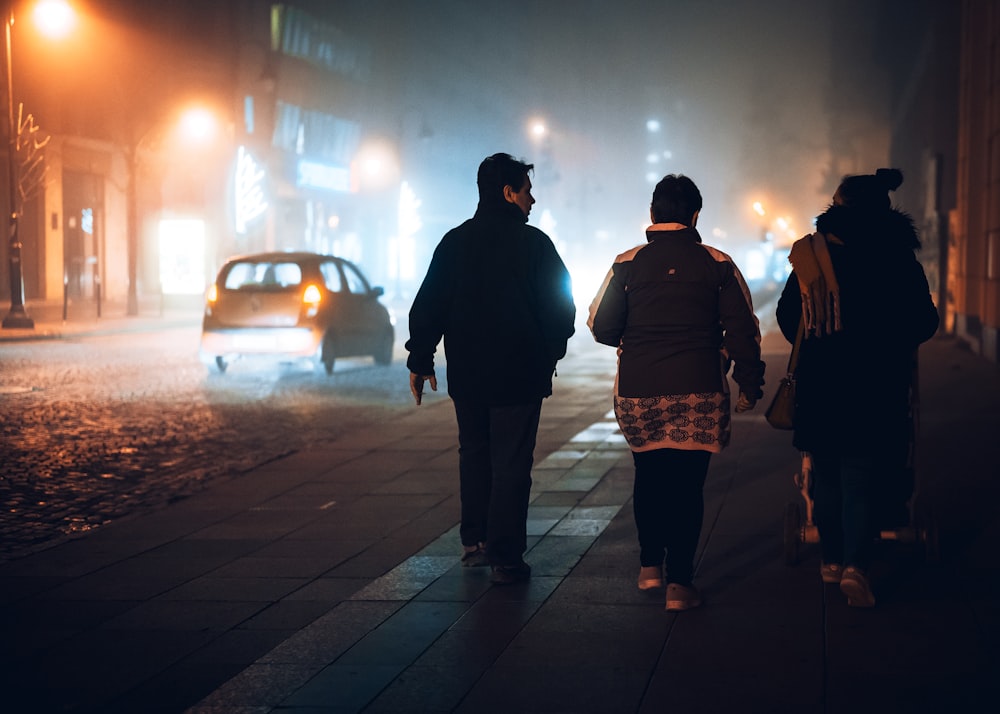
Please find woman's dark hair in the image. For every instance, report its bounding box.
[835,168,904,211]
[650,174,703,225]
[477,153,533,203]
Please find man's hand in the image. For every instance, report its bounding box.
[734,392,757,413]
[410,372,437,405]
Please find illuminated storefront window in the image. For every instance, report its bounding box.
[297,159,351,192]
[158,218,206,295]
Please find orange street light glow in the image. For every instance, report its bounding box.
[178,107,218,144]
[33,0,76,40]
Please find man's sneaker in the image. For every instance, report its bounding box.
[638,565,664,591]
[665,583,702,612]
[490,561,531,585]
[820,562,844,583]
[460,543,489,567]
[839,566,875,607]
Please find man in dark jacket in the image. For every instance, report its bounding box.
[405,153,575,584]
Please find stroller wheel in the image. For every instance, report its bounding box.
[783,501,802,566]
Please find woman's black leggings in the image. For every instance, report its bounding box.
[632,448,711,585]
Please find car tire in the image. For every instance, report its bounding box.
[373,329,394,366]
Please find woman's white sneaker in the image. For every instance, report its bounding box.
[665,583,702,611]
[638,566,664,591]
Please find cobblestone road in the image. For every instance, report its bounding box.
[0,325,416,564]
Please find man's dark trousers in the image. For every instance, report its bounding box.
[453,399,542,567]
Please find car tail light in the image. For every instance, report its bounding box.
[205,283,218,315]
[303,284,322,317]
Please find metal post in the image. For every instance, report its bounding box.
[125,143,138,315]
[94,262,100,317]
[2,7,32,329]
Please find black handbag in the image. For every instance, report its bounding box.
[765,320,803,430]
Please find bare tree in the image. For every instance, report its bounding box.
[14,104,48,216]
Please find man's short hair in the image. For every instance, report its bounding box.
[478,153,533,202]
[650,174,703,225]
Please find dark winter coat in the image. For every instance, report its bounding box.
[588,225,765,453]
[405,199,575,406]
[775,204,939,459]
[590,226,765,398]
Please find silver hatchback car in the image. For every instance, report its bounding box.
[199,252,395,374]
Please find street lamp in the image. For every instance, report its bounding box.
[2,0,75,329]
[2,5,30,327]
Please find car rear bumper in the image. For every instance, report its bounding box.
[199,327,321,361]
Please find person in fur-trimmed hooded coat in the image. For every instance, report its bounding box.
[775,168,939,607]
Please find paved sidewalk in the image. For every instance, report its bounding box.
[1,331,998,713]
[0,304,201,342]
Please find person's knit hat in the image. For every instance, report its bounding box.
[834,168,903,210]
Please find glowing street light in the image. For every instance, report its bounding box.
[177,106,218,145]
[33,0,75,40]
[3,0,77,328]
[351,139,399,192]
[527,117,559,187]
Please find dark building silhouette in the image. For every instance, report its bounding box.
[870,0,997,362]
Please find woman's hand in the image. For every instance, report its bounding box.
[735,392,757,412]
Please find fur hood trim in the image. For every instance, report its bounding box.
[815,204,920,251]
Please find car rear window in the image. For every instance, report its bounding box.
[342,262,370,294]
[320,261,343,292]
[223,261,303,290]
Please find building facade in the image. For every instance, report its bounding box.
[825,0,998,362]
[952,0,1000,360]
[881,0,1000,362]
